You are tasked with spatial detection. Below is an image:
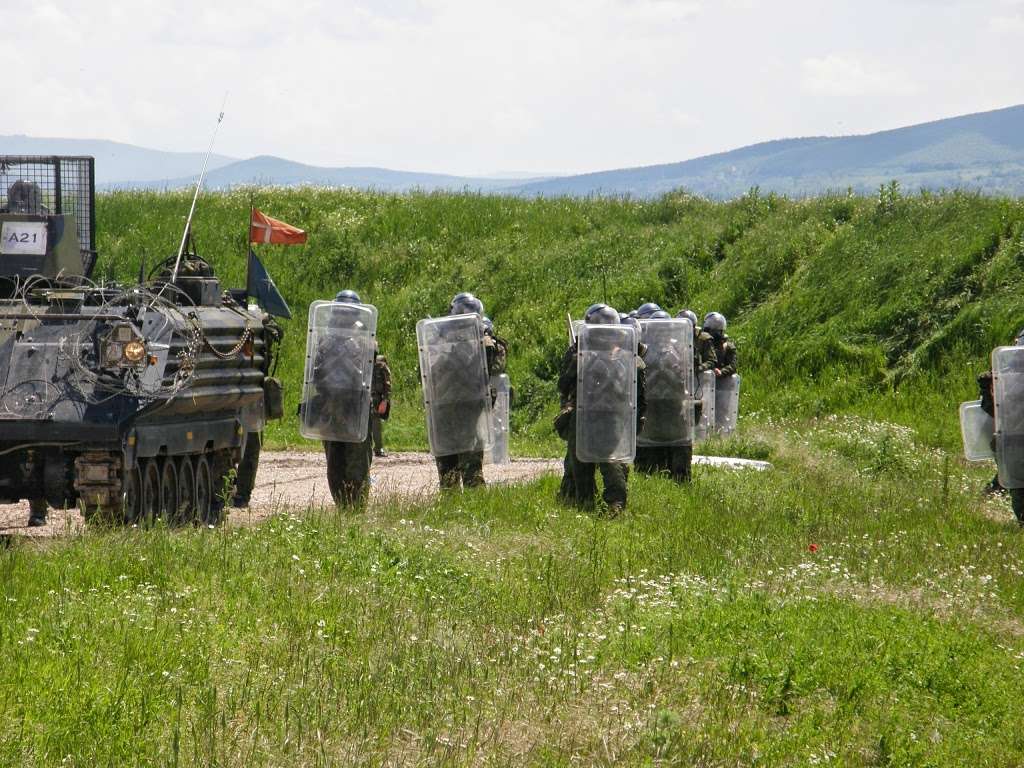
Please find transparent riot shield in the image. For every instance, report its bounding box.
[489,373,511,465]
[576,324,638,463]
[300,301,378,442]
[637,319,694,447]
[417,314,493,457]
[695,370,716,441]
[993,346,1024,487]
[714,374,741,435]
[959,400,994,462]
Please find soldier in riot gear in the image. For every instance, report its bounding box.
[300,290,390,507]
[635,313,696,483]
[635,302,662,320]
[699,312,737,378]
[425,293,508,490]
[556,303,645,514]
[977,328,1024,506]
[676,309,698,327]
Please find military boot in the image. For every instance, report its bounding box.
[27,498,48,527]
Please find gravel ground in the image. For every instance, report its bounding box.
[0,451,769,539]
[0,451,560,538]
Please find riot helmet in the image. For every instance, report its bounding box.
[585,303,620,325]
[676,309,698,327]
[449,292,484,317]
[482,316,495,334]
[7,180,44,214]
[334,289,362,304]
[650,310,671,320]
[703,311,727,334]
[1015,328,1024,346]
[636,302,662,320]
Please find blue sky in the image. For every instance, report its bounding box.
[4,0,1022,176]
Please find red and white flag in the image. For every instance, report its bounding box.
[249,208,307,245]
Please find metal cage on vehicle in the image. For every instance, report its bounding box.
[0,155,96,274]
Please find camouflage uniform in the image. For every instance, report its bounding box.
[977,370,1005,497]
[556,341,646,512]
[702,332,737,377]
[435,329,508,489]
[371,346,392,456]
[695,330,720,374]
[325,352,392,506]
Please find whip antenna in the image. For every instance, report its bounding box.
[169,94,227,284]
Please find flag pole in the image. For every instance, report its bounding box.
[246,191,254,305]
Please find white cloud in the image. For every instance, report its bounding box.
[989,13,1024,31]
[670,109,700,128]
[618,0,702,23]
[800,55,917,96]
[1,0,1021,175]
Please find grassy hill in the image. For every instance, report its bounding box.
[95,185,1024,453]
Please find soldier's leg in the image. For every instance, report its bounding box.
[232,431,261,506]
[983,473,1004,495]
[371,413,386,457]
[343,432,373,507]
[558,444,576,503]
[461,452,486,488]
[670,445,693,484]
[566,417,596,509]
[435,454,461,490]
[600,462,628,513]
[634,447,655,475]
[325,441,348,505]
[1011,489,1024,526]
[326,439,371,507]
[27,497,47,527]
[573,459,598,509]
[657,447,673,473]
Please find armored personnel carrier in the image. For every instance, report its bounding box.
[0,155,282,524]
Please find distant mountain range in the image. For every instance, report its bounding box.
[3,104,1023,198]
[126,155,549,193]
[511,104,1024,198]
[0,135,237,184]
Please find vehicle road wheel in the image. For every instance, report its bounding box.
[195,455,216,525]
[141,459,161,525]
[159,458,179,524]
[176,456,196,524]
[122,465,143,525]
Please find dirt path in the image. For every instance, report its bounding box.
[0,452,770,538]
[0,452,561,538]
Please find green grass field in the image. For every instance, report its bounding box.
[4,187,1024,765]
[3,418,1023,765]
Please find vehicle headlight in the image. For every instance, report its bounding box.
[124,340,146,363]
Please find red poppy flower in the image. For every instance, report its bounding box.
[808,543,819,553]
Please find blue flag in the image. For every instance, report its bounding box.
[247,250,292,319]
